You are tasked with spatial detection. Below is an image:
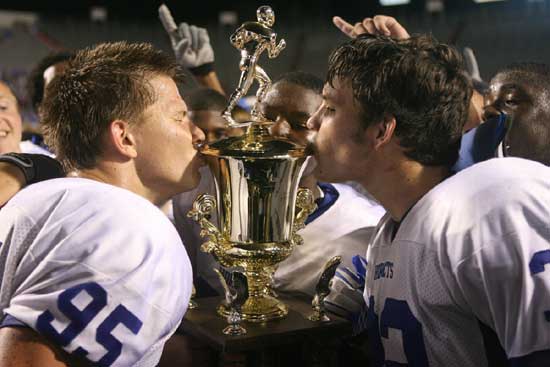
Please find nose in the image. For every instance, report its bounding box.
[190,120,205,145]
[306,105,322,131]
[482,94,500,122]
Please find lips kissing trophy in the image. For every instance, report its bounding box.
[188,5,316,322]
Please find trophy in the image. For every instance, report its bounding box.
[188,5,316,322]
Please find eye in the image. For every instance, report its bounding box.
[504,98,518,108]
[289,121,308,131]
[213,130,227,140]
[324,106,335,115]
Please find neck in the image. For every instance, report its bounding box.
[74,161,168,206]
[361,159,449,222]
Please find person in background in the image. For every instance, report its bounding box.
[27,51,75,114]
[0,81,52,156]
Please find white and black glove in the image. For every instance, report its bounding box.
[159,4,215,76]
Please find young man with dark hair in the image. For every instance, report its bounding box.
[0,41,205,367]
[259,71,385,316]
[308,34,550,366]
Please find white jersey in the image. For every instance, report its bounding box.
[173,171,385,315]
[364,158,550,366]
[19,140,54,156]
[0,178,192,367]
[274,183,384,316]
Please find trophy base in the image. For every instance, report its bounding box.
[217,295,288,323]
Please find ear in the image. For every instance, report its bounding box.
[372,115,397,150]
[107,120,138,159]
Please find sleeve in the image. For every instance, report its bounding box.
[2,207,192,367]
[454,224,550,362]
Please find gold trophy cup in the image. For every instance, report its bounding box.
[188,6,315,322]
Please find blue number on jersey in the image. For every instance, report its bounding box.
[367,296,429,366]
[529,250,550,323]
[36,282,143,367]
[37,282,107,346]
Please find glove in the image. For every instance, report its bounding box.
[158,5,214,75]
[324,255,368,320]
[0,153,65,185]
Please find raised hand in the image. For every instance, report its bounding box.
[333,15,410,40]
[158,4,214,70]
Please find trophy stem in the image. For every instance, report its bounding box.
[217,268,288,322]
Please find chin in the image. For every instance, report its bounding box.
[314,166,347,183]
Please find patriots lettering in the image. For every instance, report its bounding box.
[374,261,393,280]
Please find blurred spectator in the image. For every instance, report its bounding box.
[0,81,51,155]
[183,88,244,142]
[26,51,74,112]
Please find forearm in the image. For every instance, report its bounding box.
[194,71,225,96]
[0,162,25,207]
[0,327,89,367]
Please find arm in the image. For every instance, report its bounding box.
[194,71,224,95]
[333,15,410,40]
[0,327,90,367]
[0,162,25,207]
[267,35,286,58]
[455,224,550,363]
[0,154,65,207]
[158,5,225,95]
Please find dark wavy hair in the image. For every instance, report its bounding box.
[327,34,471,167]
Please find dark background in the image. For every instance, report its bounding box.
[0,0,549,124]
[0,0,536,22]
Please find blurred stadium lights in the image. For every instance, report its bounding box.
[426,0,444,13]
[0,9,37,27]
[90,6,108,23]
[473,0,507,3]
[379,0,411,6]
[219,10,238,26]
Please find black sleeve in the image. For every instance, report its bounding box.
[0,153,65,185]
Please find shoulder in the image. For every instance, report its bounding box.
[5,178,184,262]
[418,158,550,224]
[399,158,550,262]
[12,178,167,223]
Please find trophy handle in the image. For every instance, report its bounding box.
[291,188,317,246]
[187,194,231,265]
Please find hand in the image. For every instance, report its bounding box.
[158,5,214,69]
[333,15,410,40]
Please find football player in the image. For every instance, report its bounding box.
[0,42,204,366]
[307,34,550,366]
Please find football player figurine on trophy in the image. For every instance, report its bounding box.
[308,256,342,322]
[222,5,286,125]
